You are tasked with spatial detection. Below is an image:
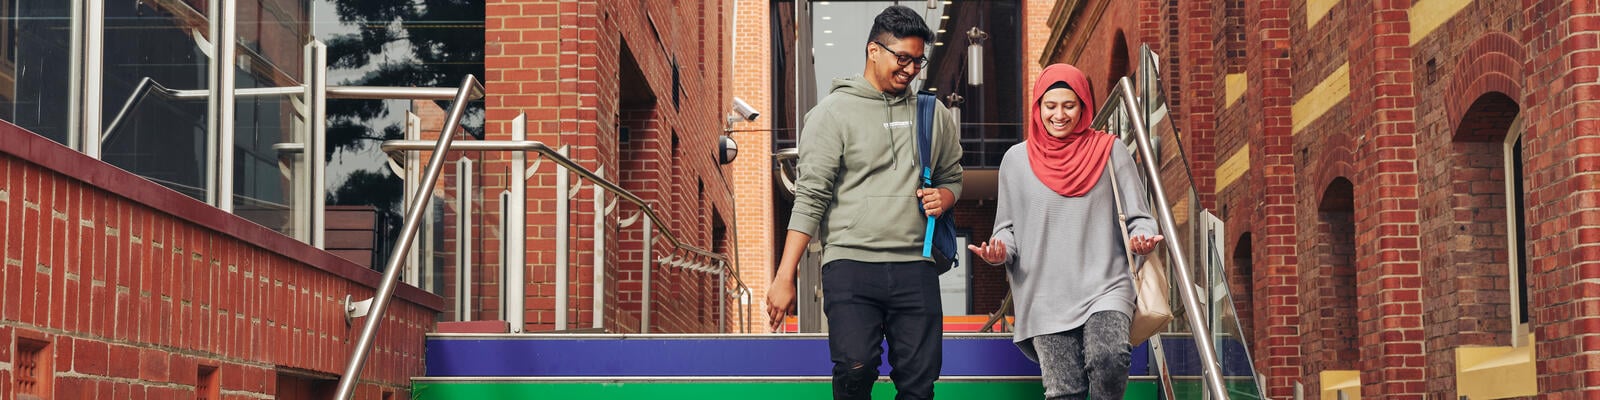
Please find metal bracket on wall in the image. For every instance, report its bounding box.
[344,295,374,326]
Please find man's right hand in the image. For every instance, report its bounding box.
[766,276,796,332]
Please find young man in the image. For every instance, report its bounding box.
[765,5,963,399]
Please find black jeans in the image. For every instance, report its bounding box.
[822,259,944,400]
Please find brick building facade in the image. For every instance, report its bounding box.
[484,0,743,334]
[0,123,439,399]
[1043,0,1599,398]
[3,0,752,398]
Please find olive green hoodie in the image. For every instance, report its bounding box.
[788,76,964,265]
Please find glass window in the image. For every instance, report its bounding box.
[101,0,212,200]
[314,0,484,270]
[0,1,74,145]
[233,0,311,236]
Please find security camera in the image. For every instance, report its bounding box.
[732,97,759,122]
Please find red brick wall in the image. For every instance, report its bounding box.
[486,0,739,333]
[1241,0,1299,397]
[0,124,439,399]
[1041,0,1600,397]
[1344,0,1428,396]
[731,0,775,332]
[1522,1,1600,397]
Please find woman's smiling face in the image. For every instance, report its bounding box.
[1038,87,1082,139]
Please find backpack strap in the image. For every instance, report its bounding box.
[916,92,937,257]
[915,92,937,172]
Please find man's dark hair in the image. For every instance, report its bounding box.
[867,5,933,45]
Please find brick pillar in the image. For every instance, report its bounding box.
[732,0,775,332]
[1178,0,1217,208]
[1346,1,1426,397]
[1525,0,1600,396]
[1245,0,1301,397]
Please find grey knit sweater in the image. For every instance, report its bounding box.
[989,143,1157,360]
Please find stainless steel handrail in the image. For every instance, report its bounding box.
[1104,77,1230,399]
[378,139,752,298]
[332,75,486,400]
[101,79,470,146]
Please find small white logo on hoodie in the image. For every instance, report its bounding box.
[883,121,911,129]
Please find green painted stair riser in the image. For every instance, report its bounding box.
[412,381,1162,399]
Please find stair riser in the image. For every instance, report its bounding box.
[426,336,1051,377]
[412,381,1165,399]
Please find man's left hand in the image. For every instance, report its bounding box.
[917,187,954,217]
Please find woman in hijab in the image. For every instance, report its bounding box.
[967,63,1164,400]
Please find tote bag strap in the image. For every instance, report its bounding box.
[1105,148,1139,274]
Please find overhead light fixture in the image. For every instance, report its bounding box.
[937,29,946,33]
[934,42,944,46]
[967,27,988,86]
[823,30,833,34]
[822,16,832,20]
[824,42,835,46]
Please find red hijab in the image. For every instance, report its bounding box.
[1027,64,1117,197]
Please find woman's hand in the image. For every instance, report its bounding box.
[967,240,1007,265]
[1129,234,1165,255]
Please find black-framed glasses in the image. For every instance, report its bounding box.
[873,41,929,69]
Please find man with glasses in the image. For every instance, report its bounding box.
[767,5,962,399]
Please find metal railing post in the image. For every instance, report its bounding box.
[642,217,653,333]
[593,167,606,329]
[555,146,570,329]
[211,0,236,211]
[81,0,104,158]
[456,157,475,321]
[331,76,483,400]
[718,268,726,333]
[1113,78,1229,399]
[309,41,328,248]
[507,114,527,332]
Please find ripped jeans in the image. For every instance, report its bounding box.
[822,259,944,400]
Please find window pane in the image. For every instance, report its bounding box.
[233,0,311,236]
[101,0,211,200]
[314,0,484,271]
[0,1,73,145]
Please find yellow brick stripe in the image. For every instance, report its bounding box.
[1291,63,1349,135]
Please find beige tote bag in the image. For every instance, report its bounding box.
[1106,149,1174,346]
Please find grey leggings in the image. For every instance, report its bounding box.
[1033,311,1132,400]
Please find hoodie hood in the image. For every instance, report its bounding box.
[830,75,913,168]
[831,76,912,103]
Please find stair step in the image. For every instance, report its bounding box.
[425,333,1046,377]
[410,379,1164,399]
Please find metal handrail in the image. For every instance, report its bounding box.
[378,139,752,297]
[332,75,485,400]
[101,78,472,146]
[1102,77,1230,399]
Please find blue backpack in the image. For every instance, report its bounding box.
[915,92,959,274]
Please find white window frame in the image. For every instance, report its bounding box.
[1503,115,1530,348]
